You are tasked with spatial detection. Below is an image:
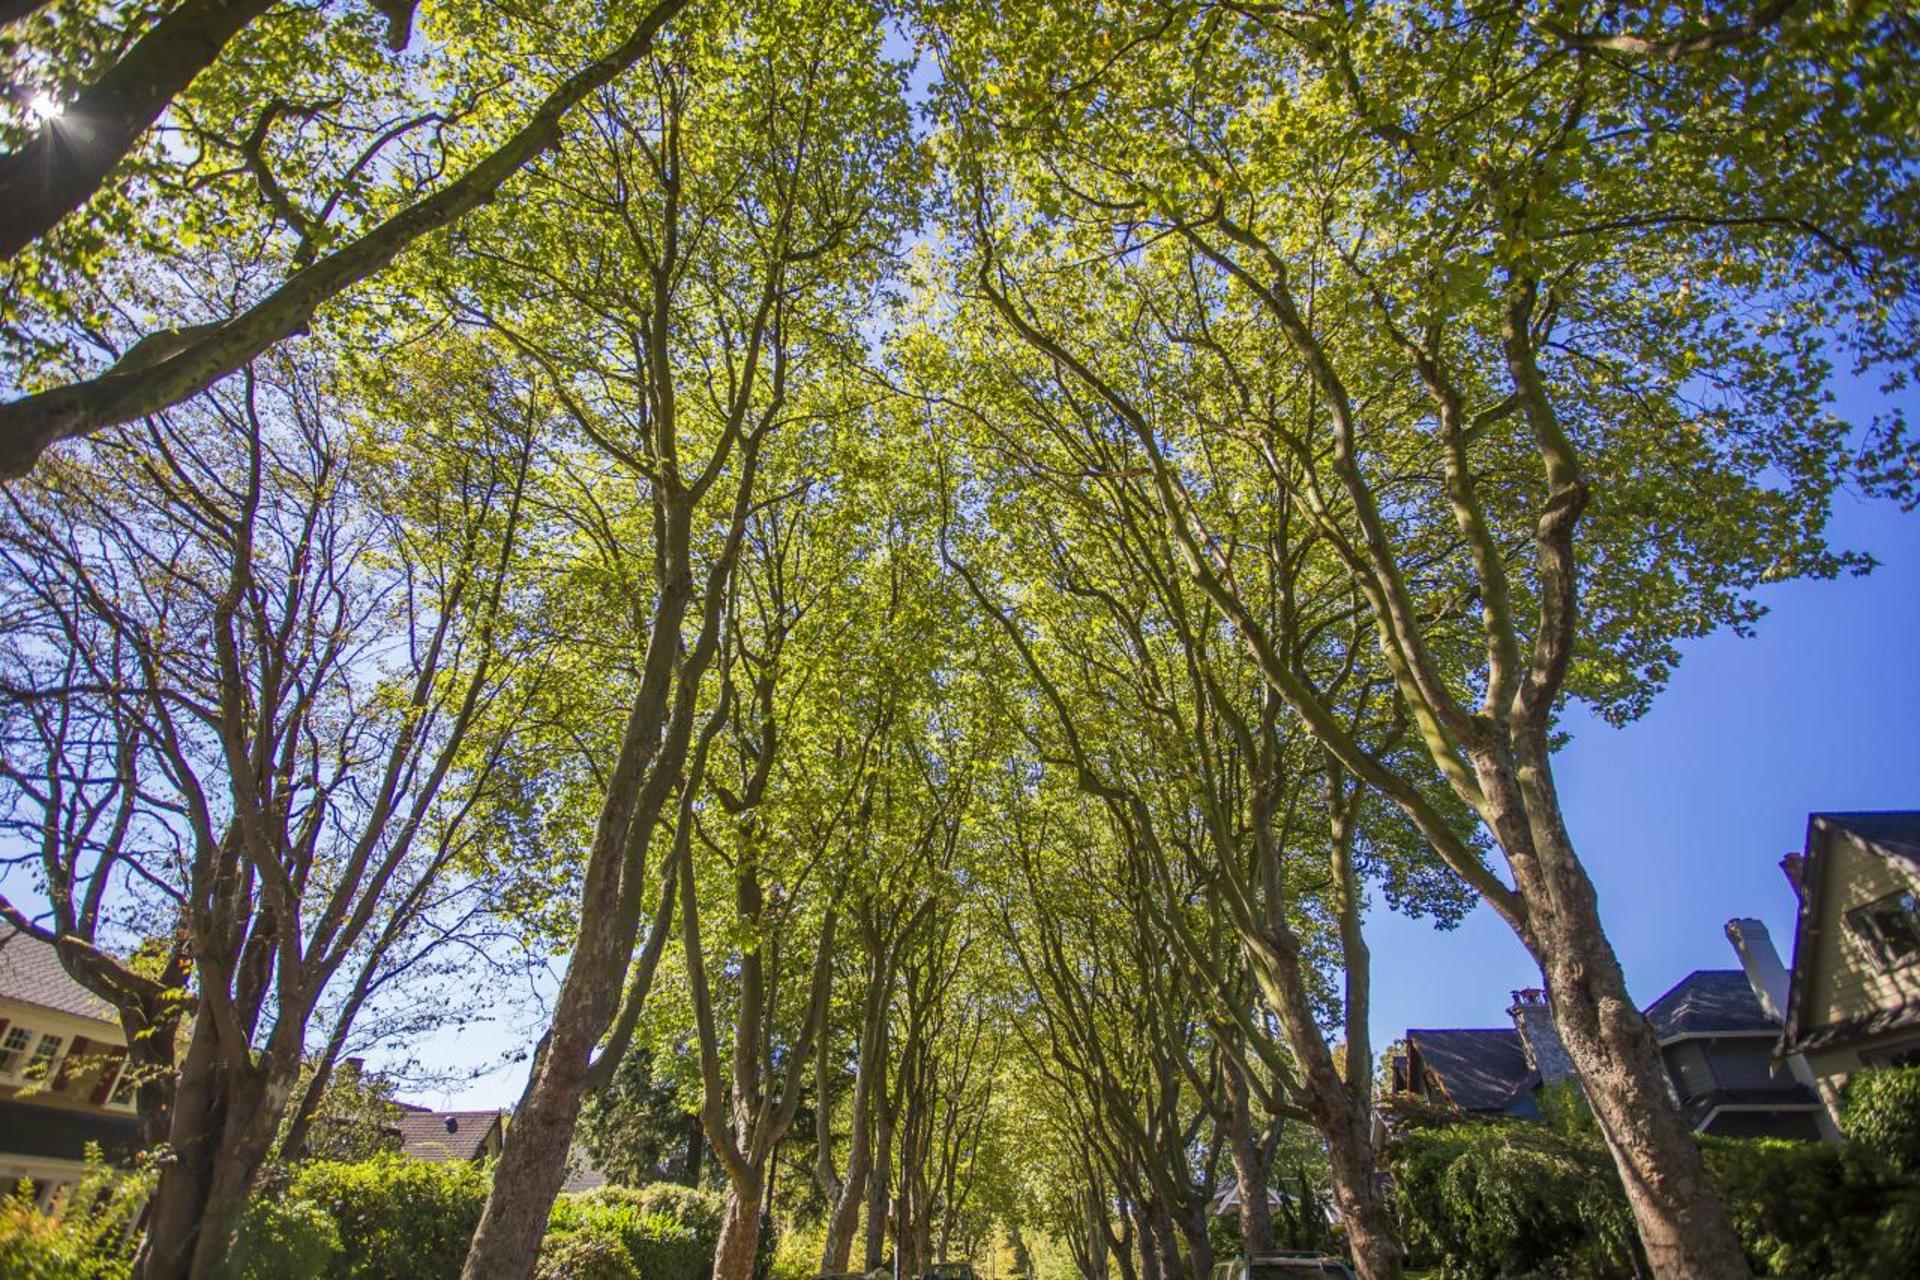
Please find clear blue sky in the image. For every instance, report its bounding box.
[1365,483,1920,1056]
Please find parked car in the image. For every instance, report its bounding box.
[921,1263,977,1280]
[1210,1254,1357,1280]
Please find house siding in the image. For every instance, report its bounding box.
[1805,828,1920,1032]
[1664,1042,1716,1099]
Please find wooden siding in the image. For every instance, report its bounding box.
[1806,829,1920,1030]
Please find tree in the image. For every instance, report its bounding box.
[0,0,696,476]
[0,344,537,1280]
[921,2,1920,1275]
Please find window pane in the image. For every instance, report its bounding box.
[24,1034,63,1080]
[0,1026,31,1074]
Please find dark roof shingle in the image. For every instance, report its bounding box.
[0,926,118,1025]
[396,1109,502,1162]
[1407,1028,1536,1113]
[1644,970,1777,1040]
[1818,812,1920,864]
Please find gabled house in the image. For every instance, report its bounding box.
[1387,961,1827,1141]
[0,926,141,1206]
[1777,811,1920,1078]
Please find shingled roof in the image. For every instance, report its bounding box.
[396,1109,503,1162]
[1817,812,1920,864]
[1644,970,1779,1040]
[1406,1028,1536,1113]
[0,926,118,1025]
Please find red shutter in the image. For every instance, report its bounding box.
[88,1047,128,1105]
[53,1035,88,1088]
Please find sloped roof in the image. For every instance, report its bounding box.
[0,926,118,1025]
[1644,970,1778,1040]
[1818,812,1920,864]
[397,1109,503,1162]
[1407,1028,1536,1113]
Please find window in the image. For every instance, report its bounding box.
[0,1026,30,1075]
[108,1063,136,1106]
[1846,890,1920,971]
[24,1033,63,1081]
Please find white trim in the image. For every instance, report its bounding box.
[1654,1029,1779,1048]
[1692,1102,1824,1132]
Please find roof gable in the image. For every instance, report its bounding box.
[1407,1028,1536,1113]
[1644,970,1776,1040]
[0,926,119,1025]
[1782,811,1920,1052]
[397,1109,503,1162]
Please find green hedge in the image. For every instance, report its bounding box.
[1389,1121,1920,1279]
[227,1159,720,1280]
[1844,1065,1920,1177]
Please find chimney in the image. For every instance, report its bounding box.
[444,1115,459,1134]
[1781,853,1806,900]
[1724,917,1844,1144]
[1508,988,1576,1084]
[1725,919,1791,1022]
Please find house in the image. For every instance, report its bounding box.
[394,1102,505,1162]
[1387,961,1827,1141]
[0,926,142,1206]
[1776,812,1920,1078]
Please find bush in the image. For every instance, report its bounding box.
[283,1154,489,1280]
[1389,1122,1637,1278]
[1702,1134,1920,1278]
[1389,1121,1920,1279]
[536,1228,642,1280]
[550,1192,707,1280]
[224,1195,341,1280]
[0,1157,148,1280]
[595,1182,728,1248]
[1844,1066,1920,1177]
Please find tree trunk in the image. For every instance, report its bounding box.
[134,1018,225,1280]
[864,1110,893,1270]
[459,948,619,1279]
[1084,1179,1111,1280]
[713,1170,768,1280]
[1497,774,1748,1280]
[1223,1055,1274,1258]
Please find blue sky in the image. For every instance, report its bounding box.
[1365,482,1920,1055]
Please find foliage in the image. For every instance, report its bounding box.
[1272,1168,1338,1257]
[1843,1066,1920,1176]
[548,1195,707,1280]
[575,1183,728,1252]
[1390,1122,1920,1278]
[279,1059,404,1163]
[279,1155,490,1280]
[536,1228,643,1280]
[223,1196,342,1280]
[580,1049,703,1188]
[1533,1081,1598,1139]
[0,1154,148,1280]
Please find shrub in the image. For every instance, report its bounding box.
[536,1228,642,1280]
[599,1182,728,1248]
[0,1156,148,1280]
[550,1192,707,1280]
[283,1154,489,1280]
[1702,1134,1920,1279]
[1389,1121,1920,1279]
[224,1195,341,1280]
[1389,1122,1637,1278]
[1844,1066,1920,1177]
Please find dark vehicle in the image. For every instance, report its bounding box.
[815,1272,871,1280]
[921,1264,977,1280]
[1210,1255,1357,1280]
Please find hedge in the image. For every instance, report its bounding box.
[225,1159,721,1280]
[1844,1065,1920,1177]
[1389,1121,1920,1278]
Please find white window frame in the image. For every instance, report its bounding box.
[0,1024,34,1077]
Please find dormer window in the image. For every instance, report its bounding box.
[1846,889,1920,971]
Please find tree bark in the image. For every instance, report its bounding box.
[1223,1054,1274,1258]
[713,1169,768,1280]
[1487,746,1749,1280]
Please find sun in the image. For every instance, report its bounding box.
[26,92,61,122]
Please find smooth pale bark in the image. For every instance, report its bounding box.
[0,0,276,262]
[0,0,694,477]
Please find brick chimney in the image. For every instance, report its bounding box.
[1508,988,1576,1084]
